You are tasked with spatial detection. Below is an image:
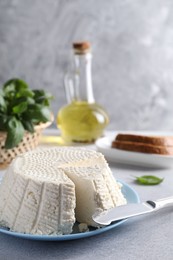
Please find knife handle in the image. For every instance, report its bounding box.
[147,196,173,210]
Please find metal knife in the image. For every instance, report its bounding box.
[92,196,173,225]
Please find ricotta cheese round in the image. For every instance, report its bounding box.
[0,147,126,235]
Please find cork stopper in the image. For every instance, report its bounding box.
[73,42,91,54]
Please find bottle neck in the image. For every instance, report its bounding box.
[74,52,95,103]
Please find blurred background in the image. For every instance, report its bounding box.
[0,0,173,131]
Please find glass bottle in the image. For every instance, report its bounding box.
[57,42,109,143]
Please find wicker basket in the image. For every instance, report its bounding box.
[0,120,52,169]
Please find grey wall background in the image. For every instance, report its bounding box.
[0,0,173,131]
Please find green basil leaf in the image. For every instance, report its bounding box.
[36,106,51,122]
[3,78,28,92]
[33,89,51,99]
[5,117,25,149]
[3,81,15,93]
[2,79,26,101]
[0,113,8,131]
[27,97,35,105]
[33,89,53,105]
[27,105,51,122]
[16,89,34,98]
[12,102,28,114]
[33,89,45,98]
[135,175,164,185]
[0,89,4,96]
[22,120,34,133]
[6,97,27,115]
[0,94,7,112]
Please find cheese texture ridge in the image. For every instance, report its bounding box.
[0,147,126,235]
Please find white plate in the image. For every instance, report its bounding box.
[0,180,139,241]
[96,136,173,168]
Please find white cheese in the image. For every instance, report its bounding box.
[60,156,126,227]
[78,223,89,233]
[0,147,126,235]
[0,157,76,235]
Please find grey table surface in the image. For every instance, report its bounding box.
[0,132,173,260]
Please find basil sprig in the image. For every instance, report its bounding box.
[135,175,164,185]
[0,78,53,149]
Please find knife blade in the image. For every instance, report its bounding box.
[92,196,173,225]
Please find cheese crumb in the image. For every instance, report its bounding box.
[78,223,89,233]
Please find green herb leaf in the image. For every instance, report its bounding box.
[135,175,164,185]
[0,93,7,112]
[26,97,35,105]
[16,88,34,98]
[22,120,34,133]
[33,89,53,106]
[0,113,8,131]
[5,117,25,149]
[27,105,51,122]
[0,89,4,96]
[12,101,28,114]
[3,78,28,92]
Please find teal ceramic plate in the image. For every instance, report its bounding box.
[0,180,139,241]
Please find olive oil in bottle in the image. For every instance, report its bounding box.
[57,42,109,143]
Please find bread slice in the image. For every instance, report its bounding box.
[115,134,173,146]
[112,140,173,155]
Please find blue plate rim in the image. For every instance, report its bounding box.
[0,180,140,241]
